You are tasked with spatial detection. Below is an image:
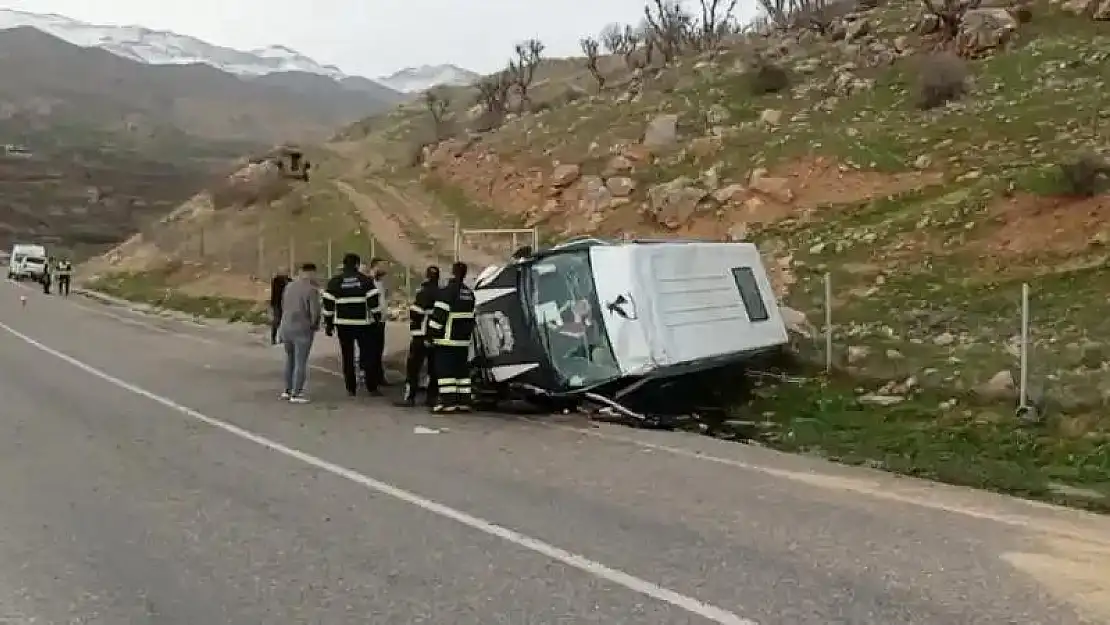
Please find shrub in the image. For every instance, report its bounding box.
[915,52,967,110]
[747,60,790,95]
[1058,153,1109,197]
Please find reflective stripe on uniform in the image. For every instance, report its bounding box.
[437,377,458,394]
[427,320,443,330]
[442,311,474,344]
[432,338,469,347]
[433,301,451,311]
[333,318,371,326]
[335,296,369,304]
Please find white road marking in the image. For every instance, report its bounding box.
[0,319,758,625]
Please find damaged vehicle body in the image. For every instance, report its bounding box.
[469,237,789,426]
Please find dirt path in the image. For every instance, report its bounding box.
[326,142,508,273]
[363,181,503,268]
[333,180,442,272]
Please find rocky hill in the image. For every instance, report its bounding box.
[0,26,403,254]
[82,0,1110,508]
[334,0,1110,408]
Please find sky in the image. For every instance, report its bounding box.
[1,0,762,78]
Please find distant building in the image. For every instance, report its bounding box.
[3,144,33,158]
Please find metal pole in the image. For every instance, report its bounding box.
[511,232,518,254]
[824,272,833,374]
[1019,282,1030,408]
[326,238,333,278]
[198,226,205,258]
[454,219,461,262]
[405,268,412,296]
[369,238,376,261]
[257,232,265,278]
[532,227,539,250]
[288,236,295,272]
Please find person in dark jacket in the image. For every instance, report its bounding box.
[269,272,291,345]
[426,262,476,413]
[321,252,383,397]
[397,265,440,407]
[40,257,52,294]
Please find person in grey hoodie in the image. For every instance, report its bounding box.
[278,262,322,403]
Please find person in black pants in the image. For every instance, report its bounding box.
[322,253,383,397]
[269,272,290,345]
[397,265,440,407]
[367,257,390,386]
[426,262,476,413]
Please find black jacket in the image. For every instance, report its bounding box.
[321,269,382,330]
[408,279,440,337]
[270,274,290,308]
[427,278,475,347]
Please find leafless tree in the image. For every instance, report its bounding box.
[920,0,982,43]
[580,37,605,91]
[475,71,512,113]
[622,25,644,68]
[643,0,693,62]
[756,0,833,32]
[423,90,450,137]
[756,0,787,27]
[600,23,627,54]
[507,39,545,106]
[695,0,740,49]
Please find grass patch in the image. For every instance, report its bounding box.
[742,377,1110,511]
[86,269,266,324]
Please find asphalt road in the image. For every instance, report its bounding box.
[1,278,1109,624]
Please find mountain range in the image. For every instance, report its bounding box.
[0,8,479,93]
[0,8,482,255]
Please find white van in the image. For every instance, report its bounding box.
[469,237,788,420]
[8,243,47,281]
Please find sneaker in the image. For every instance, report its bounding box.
[280,391,291,400]
[289,394,310,404]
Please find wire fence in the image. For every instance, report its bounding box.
[137,217,540,307]
[806,269,1109,416]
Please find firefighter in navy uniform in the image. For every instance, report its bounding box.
[396,265,440,407]
[425,262,476,413]
[321,252,383,397]
[55,258,73,296]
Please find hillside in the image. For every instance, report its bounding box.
[0,26,403,254]
[84,1,1110,509]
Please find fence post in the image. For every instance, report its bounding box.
[454,219,461,261]
[257,232,265,278]
[326,238,333,278]
[198,226,206,258]
[370,238,376,260]
[405,269,412,296]
[532,227,539,250]
[288,236,295,272]
[824,272,833,374]
[1019,282,1030,409]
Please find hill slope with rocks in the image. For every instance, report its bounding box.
[84,0,1110,512]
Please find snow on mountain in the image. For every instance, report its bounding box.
[377,65,481,93]
[0,8,348,79]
